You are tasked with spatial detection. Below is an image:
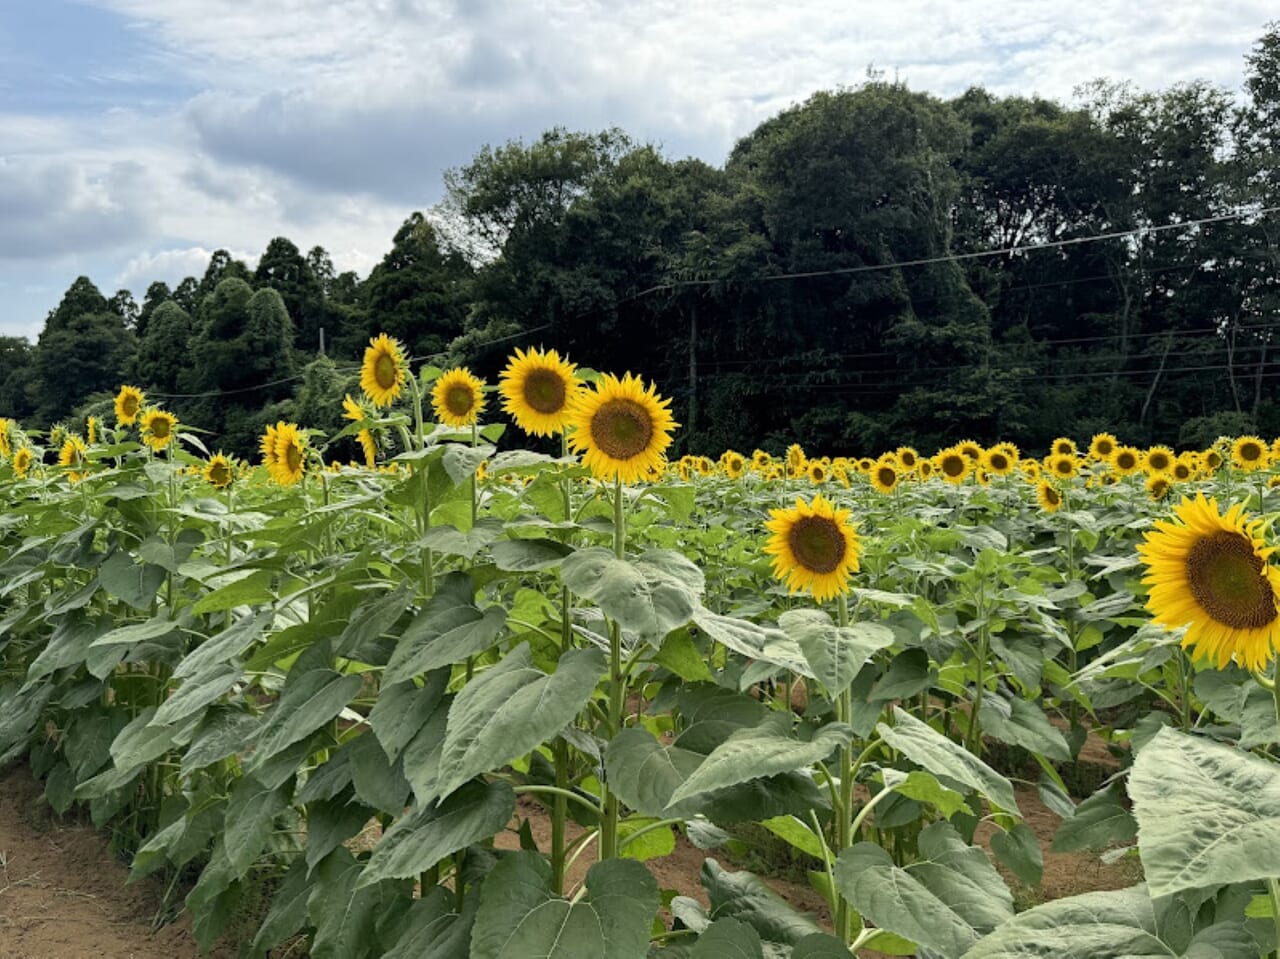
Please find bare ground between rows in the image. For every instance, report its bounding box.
[1,753,1137,959]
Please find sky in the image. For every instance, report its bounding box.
[0,0,1276,342]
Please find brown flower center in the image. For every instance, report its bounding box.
[1149,452,1170,471]
[1241,442,1263,462]
[523,369,567,414]
[122,396,139,416]
[590,399,653,460]
[788,516,847,574]
[1117,452,1136,470]
[989,453,1008,471]
[375,352,398,390]
[941,455,966,478]
[1187,531,1277,629]
[1096,440,1113,456]
[1043,485,1061,506]
[876,466,896,488]
[151,417,171,439]
[209,461,232,486]
[285,441,304,474]
[446,384,476,417]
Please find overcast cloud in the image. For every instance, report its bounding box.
[0,0,1275,340]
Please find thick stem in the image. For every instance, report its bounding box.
[967,581,988,760]
[834,593,855,943]
[599,476,627,861]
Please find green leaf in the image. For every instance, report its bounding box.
[759,815,827,859]
[990,822,1044,886]
[97,549,167,610]
[422,518,503,561]
[435,643,604,798]
[442,443,495,486]
[666,721,854,811]
[250,670,363,771]
[979,694,1071,762]
[834,823,1012,955]
[780,609,894,697]
[358,781,515,887]
[309,847,405,959]
[306,793,376,872]
[693,608,810,678]
[369,674,447,762]
[701,859,824,945]
[224,775,289,874]
[173,610,272,679]
[336,583,412,657]
[383,887,477,959]
[562,547,704,644]
[152,664,241,727]
[1051,782,1136,853]
[349,731,411,815]
[250,856,311,957]
[491,537,575,571]
[791,932,856,957]
[192,568,276,615]
[618,815,677,861]
[605,726,706,819]
[89,616,183,647]
[110,706,191,770]
[964,884,1260,958]
[655,630,715,683]
[384,572,507,684]
[884,769,968,818]
[470,852,659,959]
[1131,726,1280,897]
[690,917,762,958]
[878,707,1019,814]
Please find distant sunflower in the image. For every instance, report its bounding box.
[342,393,367,423]
[499,346,580,437]
[1088,433,1118,461]
[1172,458,1195,483]
[114,385,145,427]
[807,460,829,485]
[140,409,178,451]
[751,449,772,472]
[204,453,234,489]
[1047,453,1078,480]
[1036,480,1063,513]
[1111,446,1142,477]
[832,465,851,488]
[1232,435,1270,472]
[786,444,807,475]
[86,416,99,446]
[1203,448,1224,473]
[58,435,88,483]
[432,367,487,428]
[1146,474,1171,502]
[764,493,861,602]
[936,447,970,484]
[1052,437,1078,457]
[13,447,32,478]
[917,459,935,481]
[360,334,408,408]
[1144,445,1175,476]
[568,372,677,484]
[895,446,919,470]
[264,422,307,486]
[723,451,746,480]
[982,446,1015,476]
[1021,459,1042,481]
[1138,493,1280,671]
[856,457,875,473]
[956,440,983,463]
[870,455,901,494]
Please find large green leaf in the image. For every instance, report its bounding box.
[384,573,507,683]
[701,859,824,945]
[470,852,659,959]
[666,720,854,810]
[835,823,1012,956]
[963,884,1260,958]
[878,708,1019,814]
[173,610,272,679]
[693,608,810,679]
[779,609,894,697]
[250,856,311,957]
[690,918,762,958]
[308,847,406,959]
[434,643,604,798]
[383,887,478,959]
[1051,781,1136,853]
[491,537,574,571]
[224,775,289,874]
[605,726,706,819]
[249,670,363,770]
[979,694,1071,763]
[791,932,856,957]
[358,781,515,887]
[97,549,167,610]
[562,547,704,644]
[1131,727,1280,897]
[152,664,241,727]
[369,673,447,762]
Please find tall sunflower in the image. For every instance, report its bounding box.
[723,451,746,480]
[1232,435,1270,472]
[936,447,970,484]
[498,346,580,437]
[1046,453,1078,480]
[568,372,677,484]
[432,367,487,428]
[1144,446,1175,476]
[870,458,899,494]
[764,493,861,602]
[204,453,235,489]
[1138,493,1280,671]
[263,422,307,486]
[360,334,408,408]
[1052,437,1078,457]
[140,409,178,451]
[786,444,807,477]
[895,446,919,470]
[1110,446,1142,477]
[13,447,32,478]
[1088,432,1118,461]
[982,446,1015,476]
[58,435,89,483]
[807,460,829,486]
[1035,480,1063,513]
[114,385,145,426]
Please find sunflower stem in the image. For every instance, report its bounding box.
[600,475,627,861]
[552,435,576,894]
[834,592,855,945]
[1269,876,1280,958]
[967,578,989,760]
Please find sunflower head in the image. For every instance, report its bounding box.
[85,416,99,446]
[917,458,935,481]
[936,447,971,484]
[432,367,487,428]
[764,493,862,602]
[567,372,677,484]
[357,429,378,468]
[983,447,1014,476]
[1047,453,1078,480]
[751,449,772,472]
[499,346,580,437]
[12,446,33,478]
[140,409,178,451]
[956,440,983,462]
[1035,480,1063,513]
[1203,448,1224,473]
[1138,493,1280,672]
[1144,445,1175,476]
[807,460,829,486]
[1111,446,1142,476]
[263,421,308,486]
[723,452,746,480]
[1088,433,1117,461]
[204,453,235,489]
[114,385,145,426]
[1232,435,1270,472]
[361,334,408,408]
[1052,437,1078,457]
[1172,459,1194,483]
[786,444,807,472]
[870,457,899,494]
[58,435,89,483]
[895,446,919,469]
[1146,475,1171,502]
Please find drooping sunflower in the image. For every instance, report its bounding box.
[342,393,367,423]
[567,372,677,484]
[1051,437,1078,457]
[85,416,98,446]
[764,493,862,603]
[360,334,408,408]
[1047,453,1078,480]
[140,408,178,451]
[498,346,580,437]
[204,453,235,489]
[1232,435,1270,472]
[786,444,807,476]
[114,385,145,426]
[1110,446,1142,477]
[1138,493,1280,672]
[1088,432,1118,461]
[1146,474,1171,502]
[832,464,851,488]
[58,435,89,483]
[751,449,772,473]
[1144,445,1175,476]
[357,429,378,468]
[870,458,899,494]
[432,367,487,428]
[12,446,32,478]
[936,447,971,484]
[1035,480,1063,513]
[263,421,308,486]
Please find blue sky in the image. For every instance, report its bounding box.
[1,0,1276,342]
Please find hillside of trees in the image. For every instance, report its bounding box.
[3,25,1279,458]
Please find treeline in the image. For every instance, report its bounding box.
[4,25,1280,457]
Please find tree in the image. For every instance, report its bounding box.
[136,281,172,339]
[133,301,195,394]
[0,336,35,420]
[255,237,326,354]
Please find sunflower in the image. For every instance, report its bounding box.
[357,429,377,468]
[567,372,677,484]
[114,385,145,426]
[751,449,772,472]
[1172,458,1195,483]
[1138,493,1280,672]
[432,367,487,428]
[140,409,178,451]
[807,461,829,485]
[856,457,874,473]
[1047,453,1078,480]
[982,446,1015,476]
[1111,446,1142,477]
[722,451,746,480]
[956,440,983,463]
[1052,437,1078,457]
[1036,480,1063,513]
[869,458,899,494]
[204,453,234,489]
[1232,435,1270,472]
[498,346,580,437]
[764,494,862,602]
[832,464,851,488]
[360,334,408,408]
[1144,445,1175,476]
[936,447,970,484]
[263,421,307,486]
[917,458,935,481]
[12,447,32,478]
[58,435,89,483]
[342,393,367,423]
[1088,432,1118,461]
[895,446,919,470]
[85,416,98,446]
[1203,448,1224,473]
[786,444,807,475]
[1146,474,1171,502]
[1021,459,1042,481]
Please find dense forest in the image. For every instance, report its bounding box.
[3,25,1280,458]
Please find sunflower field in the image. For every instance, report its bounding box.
[4,337,1280,958]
